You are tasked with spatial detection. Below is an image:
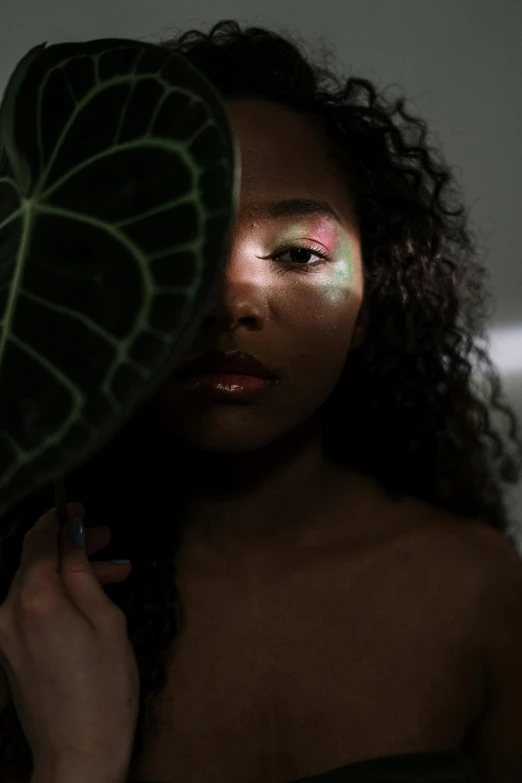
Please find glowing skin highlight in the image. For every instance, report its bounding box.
[272,215,354,304]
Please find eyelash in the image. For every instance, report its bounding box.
[270,243,333,272]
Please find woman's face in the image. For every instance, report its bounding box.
[148,99,365,452]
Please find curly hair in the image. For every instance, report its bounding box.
[0,19,521,781]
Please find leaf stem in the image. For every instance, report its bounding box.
[53,477,68,526]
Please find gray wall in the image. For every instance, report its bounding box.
[1,0,520,535]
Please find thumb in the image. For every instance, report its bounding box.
[58,502,87,560]
[66,516,86,547]
[59,505,117,620]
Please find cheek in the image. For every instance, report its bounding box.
[288,265,363,369]
[288,301,357,388]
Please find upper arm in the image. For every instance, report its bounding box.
[463,532,522,782]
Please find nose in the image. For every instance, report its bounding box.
[200,246,268,331]
[202,285,265,332]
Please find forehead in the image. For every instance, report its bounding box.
[225,99,355,227]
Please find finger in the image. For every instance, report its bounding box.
[55,501,86,527]
[59,507,122,625]
[90,560,132,585]
[84,526,111,557]
[11,506,69,597]
[15,512,110,579]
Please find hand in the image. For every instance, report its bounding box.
[0,502,140,778]
[85,525,132,586]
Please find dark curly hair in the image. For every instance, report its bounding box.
[0,19,521,782]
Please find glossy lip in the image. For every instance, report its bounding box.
[177,372,277,402]
[176,349,279,381]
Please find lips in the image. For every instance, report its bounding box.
[176,349,278,380]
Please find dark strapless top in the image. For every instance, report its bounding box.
[128,746,479,782]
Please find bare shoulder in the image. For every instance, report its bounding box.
[333,468,522,613]
[332,467,521,589]
[420,503,522,580]
[423,509,522,782]
[401,496,522,621]
[400,488,517,557]
[447,514,522,629]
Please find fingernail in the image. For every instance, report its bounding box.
[110,559,131,564]
[68,517,85,545]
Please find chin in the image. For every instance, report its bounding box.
[162,422,281,454]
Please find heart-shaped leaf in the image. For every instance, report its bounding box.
[0,38,239,519]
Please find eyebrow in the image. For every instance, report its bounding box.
[265,198,343,227]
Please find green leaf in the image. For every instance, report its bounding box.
[0,38,240,519]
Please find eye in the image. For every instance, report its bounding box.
[271,243,333,270]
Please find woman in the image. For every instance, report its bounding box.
[0,19,521,783]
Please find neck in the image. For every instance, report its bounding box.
[170,411,336,560]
